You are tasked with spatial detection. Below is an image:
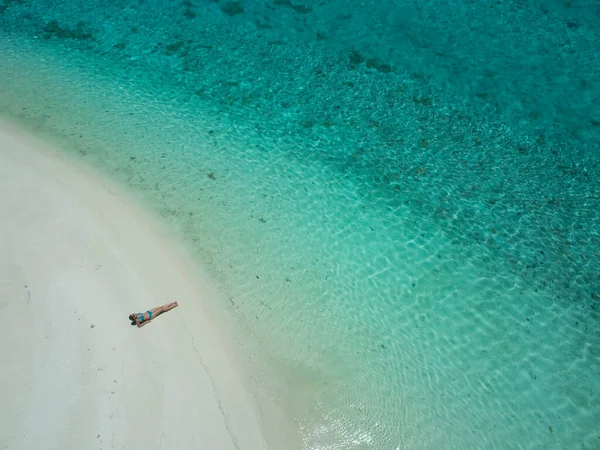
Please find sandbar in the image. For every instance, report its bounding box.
[0,122,275,450]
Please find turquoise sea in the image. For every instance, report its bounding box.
[1,0,599,448]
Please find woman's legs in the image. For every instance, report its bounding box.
[150,301,178,318]
[162,302,178,312]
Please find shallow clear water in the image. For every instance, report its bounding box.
[1,0,600,448]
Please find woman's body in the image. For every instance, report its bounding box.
[129,301,178,327]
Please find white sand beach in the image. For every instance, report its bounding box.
[0,123,279,450]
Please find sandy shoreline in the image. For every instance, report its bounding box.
[0,122,291,449]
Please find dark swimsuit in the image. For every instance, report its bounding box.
[136,310,153,323]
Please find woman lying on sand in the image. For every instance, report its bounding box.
[129,301,178,327]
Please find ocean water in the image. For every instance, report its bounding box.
[1,0,600,448]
